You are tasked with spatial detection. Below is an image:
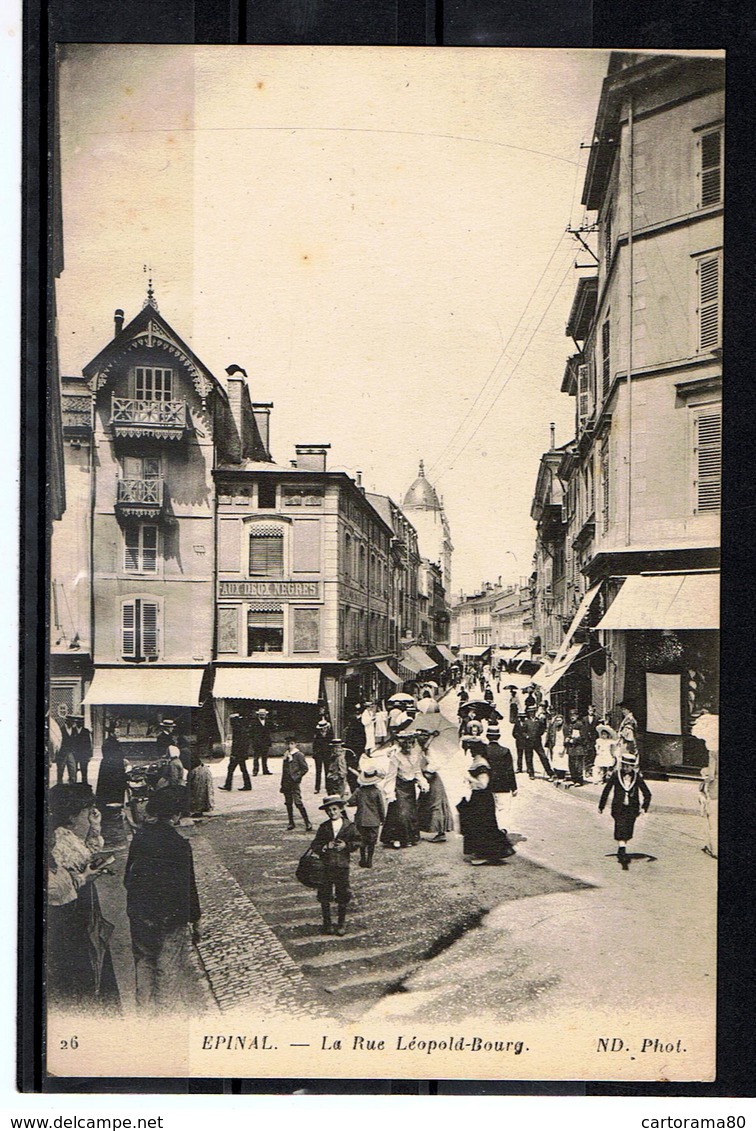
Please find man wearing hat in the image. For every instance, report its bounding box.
[65,713,93,786]
[520,707,553,780]
[325,737,348,798]
[308,796,359,935]
[347,765,386,868]
[220,710,252,791]
[249,708,273,776]
[55,713,79,784]
[480,722,518,830]
[154,718,177,758]
[280,735,313,831]
[124,786,201,1011]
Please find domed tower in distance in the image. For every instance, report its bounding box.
[402,460,453,595]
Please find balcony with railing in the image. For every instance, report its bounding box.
[110,395,189,440]
[115,477,165,519]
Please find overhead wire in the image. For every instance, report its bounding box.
[435,252,578,479]
[426,231,574,480]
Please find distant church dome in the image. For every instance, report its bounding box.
[403,460,441,510]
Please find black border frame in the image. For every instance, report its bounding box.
[20,0,756,1096]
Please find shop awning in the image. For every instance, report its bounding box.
[596,573,720,631]
[532,644,585,694]
[399,651,426,674]
[552,582,602,667]
[460,646,491,658]
[435,644,457,664]
[374,660,402,685]
[213,666,322,703]
[405,645,437,671]
[83,667,205,707]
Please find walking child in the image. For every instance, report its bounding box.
[347,766,386,868]
[309,796,360,935]
[598,749,652,866]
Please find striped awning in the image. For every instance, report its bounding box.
[375,660,402,685]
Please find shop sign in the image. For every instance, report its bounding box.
[219,580,321,599]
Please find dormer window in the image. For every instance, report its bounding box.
[134,367,173,401]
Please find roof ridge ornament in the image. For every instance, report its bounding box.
[142,263,159,311]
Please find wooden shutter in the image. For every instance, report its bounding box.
[292,520,321,572]
[700,131,722,207]
[578,363,591,426]
[698,255,721,351]
[122,601,136,658]
[249,530,283,576]
[600,440,610,533]
[141,601,159,656]
[694,411,722,512]
[141,525,158,573]
[601,321,611,397]
[124,528,140,571]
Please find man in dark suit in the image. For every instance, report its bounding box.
[220,711,252,791]
[249,708,273,775]
[482,722,518,829]
[521,707,553,780]
[56,715,79,784]
[67,714,93,786]
[280,735,312,831]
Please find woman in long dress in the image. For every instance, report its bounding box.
[380,734,429,849]
[415,729,454,843]
[188,750,215,817]
[456,763,515,865]
[95,721,128,810]
[47,784,121,1012]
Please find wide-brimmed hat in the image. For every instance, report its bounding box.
[329,737,344,746]
[620,750,639,764]
[319,795,347,811]
[486,723,501,738]
[255,708,269,716]
[597,724,616,739]
[357,766,384,785]
[161,719,175,727]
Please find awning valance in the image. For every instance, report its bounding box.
[532,644,585,694]
[375,660,402,685]
[460,646,491,658]
[213,666,322,704]
[83,667,205,707]
[552,582,602,667]
[435,644,457,664]
[596,573,720,631]
[405,645,437,671]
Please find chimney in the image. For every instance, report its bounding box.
[294,444,330,473]
[224,365,248,463]
[114,309,124,335]
[252,403,273,459]
[549,422,556,450]
[356,470,362,487]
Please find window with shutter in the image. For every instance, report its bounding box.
[247,605,284,653]
[121,598,160,661]
[601,320,611,398]
[694,410,722,513]
[577,363,591,427]
[124,523,159,573]
[600,439,610,534]
[697,254,722,352]
[122,601,136,658]
[248,527,284,577]
[698,129,722,208]
[141,602,159,655]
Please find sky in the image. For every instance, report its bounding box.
[56,45,610,594]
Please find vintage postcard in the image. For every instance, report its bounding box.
[45,46,721,1082]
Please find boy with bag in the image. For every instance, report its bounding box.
[308,796,360,935]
